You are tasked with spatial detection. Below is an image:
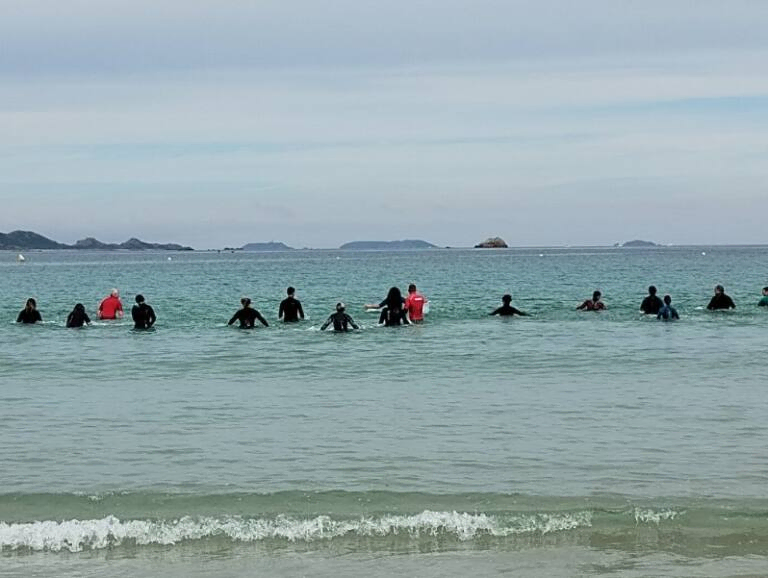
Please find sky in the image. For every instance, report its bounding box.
[1,0,767,249]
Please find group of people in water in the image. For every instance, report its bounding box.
[14,283,768,331]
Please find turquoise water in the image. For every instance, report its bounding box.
[1,247,768,576]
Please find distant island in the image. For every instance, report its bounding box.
[339,240,437,250]
[474,237,508,248]
[618,239,659,248]
[241,242,294,251]
[0,230,193,251]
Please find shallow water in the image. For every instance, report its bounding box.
[1,247,767,576]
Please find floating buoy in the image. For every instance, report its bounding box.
[167,257,172,261]
[701,252,706,256]
[17,254,25,262]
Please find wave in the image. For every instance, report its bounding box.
[1,510,594,553]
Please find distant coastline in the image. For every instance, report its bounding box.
[339,240,437,250]
[0,230,193,251]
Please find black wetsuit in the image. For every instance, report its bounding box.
[707,294,736,310]
[228,307,268,328]
[132,303,156,329]
[16,309,42,324]
[490,304,526,316]
[378,299,409,326]
[279,296,304,322]
[321,311,359,331]
[66,309,91,328]
[640,295,664,315]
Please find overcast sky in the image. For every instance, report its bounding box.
[1,0,767,248]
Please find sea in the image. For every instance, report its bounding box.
[1,246,767,577]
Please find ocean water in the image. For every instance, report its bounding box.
[1,246,767,577]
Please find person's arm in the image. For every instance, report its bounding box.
[228,311,239,326]
[672,309,680,320]
[511,307,527,316]
[117,300,124,318]
[16,311,23,323]
[35,311,42,322]
[576,301,587,310]
[320,315,332,331]
[489,307,501,316]
[84,313,91,325]
[255,310,269,327]
[297,301,304,319]
[345,314,359,329]
[147,306,156,327]
[278,300,285,320]
[706,297,716,310]
[364,301,384,309]
[728,296,736,309]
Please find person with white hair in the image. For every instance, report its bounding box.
[98,288,124,320]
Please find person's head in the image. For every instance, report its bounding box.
[74,303,85,312]
[336,302,345,312]
[111,288,119,298]
[386,286,402,305]
[287,286,295,296]
[663,295,672,305]
[408,284,417,293]
[25,298,36,310]
[714,284,724,295]
[502,294,512,304]
[241,297,251,307]
[648,285,657,296]
[762,287,768,296]
[592,290,602,301]
[135,294,145,304]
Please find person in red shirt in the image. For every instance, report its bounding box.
[98,288,124,319]
[404,283,428,323]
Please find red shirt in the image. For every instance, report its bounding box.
[404,292,426,321]
[99,295,123,319]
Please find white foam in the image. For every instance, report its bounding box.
[633,507,681,525]
[0,510,593,553]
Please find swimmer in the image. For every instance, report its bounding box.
[706,285,736,310]
[131,294,156,329]
[66,303,91,328]
[320,302,359,331]
[577,290,605,311]
[365,287,409,326]
[228,297,269,328]
[657,295,679,320]
[278,286,305,322]
[758,287,768,307]
[640,285,664,315]
[404,284,428,323]
[98,289,124,320]
[489,294,528,317]
[16,298,42,324]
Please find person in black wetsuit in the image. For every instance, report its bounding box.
[132,294,157,329]
[365,287,409,326]
[707,285,736,310]
[640,285,664,315]
[279,286,304,322]
[490,294,528,317]
[228,297,268,328]
[66,303,91,328]
[320,303,359,331]
[16,298,42,324]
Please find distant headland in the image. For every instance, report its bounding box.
[0,230,193,251]
[339,240,437,250]
[616,239,660,248]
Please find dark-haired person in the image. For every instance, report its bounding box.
[577,290,605,311]
[365,287,410,326]
[657,295,679,321]
[640,285,664,315]
[278,286,304,322]
[132,294,157,329]
[758,287,768,307]
[706,285,736,310]
[490,294,527,317]
[16,298,42,324]
[228,297,268,328]
[66,303,91,328]
[320,303,359,332]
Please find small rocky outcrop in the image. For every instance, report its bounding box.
[474,237,508,248]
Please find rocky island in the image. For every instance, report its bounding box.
[618,239,659,248]
[241,242,295,251]
[0,230,193,251]
[339,240,436,250]
[474,237,508,248]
